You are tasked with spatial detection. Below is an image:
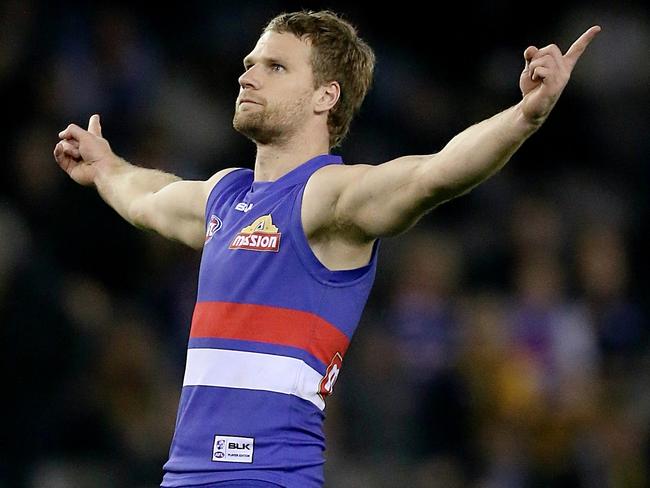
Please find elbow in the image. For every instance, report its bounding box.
[414,157,456,206]
[416,155,475,205]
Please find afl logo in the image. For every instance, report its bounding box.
[205,215,223,244]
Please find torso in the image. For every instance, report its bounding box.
[162,154,380,488]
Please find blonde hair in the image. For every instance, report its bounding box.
[264,10,375,148]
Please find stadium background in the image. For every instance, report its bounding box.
[1,1,648,486]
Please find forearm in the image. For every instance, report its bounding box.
[333,103,542,239]
[423,101,540,201]
[342,27,599,240]
[94,156,181,225]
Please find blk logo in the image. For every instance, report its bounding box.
[229,442,251,450]
[212,435,254,463]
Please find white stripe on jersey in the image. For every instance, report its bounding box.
[183,348,326,410]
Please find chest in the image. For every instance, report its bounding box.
[199,187,303,289]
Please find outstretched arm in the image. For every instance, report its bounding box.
[328,26,601,240]
[54,115,236,249]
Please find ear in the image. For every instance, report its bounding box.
[314,81,340,114]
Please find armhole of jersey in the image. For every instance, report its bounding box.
[289,184,380,288]
[204,168,252,226]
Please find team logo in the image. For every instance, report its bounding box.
[318,352,343,399]
[214,439,226,458]
[229,214,281,252]
[205,215,223,244]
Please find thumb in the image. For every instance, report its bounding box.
[88,114,102,137]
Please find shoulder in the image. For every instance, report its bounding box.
[305,162,373,200]
[311,162,374,180]
[203,167,250,197]
[302,162,374,238]
[205,167,248,188]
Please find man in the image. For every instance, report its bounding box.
[54,10,600,488]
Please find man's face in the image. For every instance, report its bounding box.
[233,31,317,145]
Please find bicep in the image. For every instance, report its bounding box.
[133,168,240,249]
[335,155,442,239]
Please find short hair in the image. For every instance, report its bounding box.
[264,10,375,149]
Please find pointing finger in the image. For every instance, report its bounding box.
[564,25,601,68]
[88,114,102,137]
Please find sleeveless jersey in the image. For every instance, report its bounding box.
[161,154,379,487]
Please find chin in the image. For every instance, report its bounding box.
[233,119,281,145]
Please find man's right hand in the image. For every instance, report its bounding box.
[54,114,116,187]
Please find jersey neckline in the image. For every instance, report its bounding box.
[250,153,343,194]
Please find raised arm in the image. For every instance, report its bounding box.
[320,26,601,241]
[54,115,237,249]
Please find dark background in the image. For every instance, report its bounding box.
[1,1,648,486]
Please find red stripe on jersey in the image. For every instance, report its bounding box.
[190,301,350,366]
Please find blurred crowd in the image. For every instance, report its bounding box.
[1,1,648,487]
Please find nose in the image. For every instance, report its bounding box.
[238,66,261,90]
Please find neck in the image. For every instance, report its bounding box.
[253,133,330,182]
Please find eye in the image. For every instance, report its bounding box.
[271,63,285,72]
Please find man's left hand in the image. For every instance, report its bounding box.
[519,25,601,126]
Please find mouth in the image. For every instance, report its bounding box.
[238,98,262,106]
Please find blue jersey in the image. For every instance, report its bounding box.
[161,154,379,487]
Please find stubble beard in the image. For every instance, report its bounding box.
[233,93,311,146]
